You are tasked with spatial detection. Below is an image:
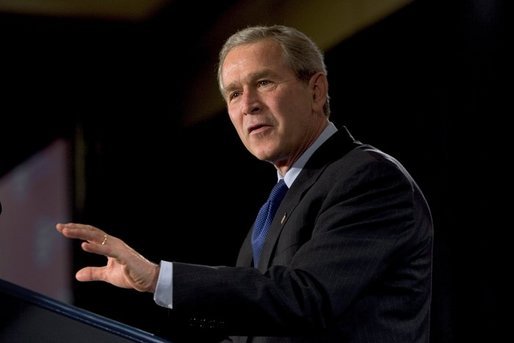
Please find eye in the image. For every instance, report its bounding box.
[228,90,241,101]
[257,80,273,88]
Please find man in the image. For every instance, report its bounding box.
[56,25,433,342]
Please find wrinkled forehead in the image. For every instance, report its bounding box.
[220,40,290,87]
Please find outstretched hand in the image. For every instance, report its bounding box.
[56,223,159,293]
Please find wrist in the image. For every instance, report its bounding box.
[149,263,160,293]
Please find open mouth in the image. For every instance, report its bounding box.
[248,124,270,134]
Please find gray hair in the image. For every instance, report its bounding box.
[217,25,330,116]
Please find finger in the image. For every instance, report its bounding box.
[82,233,124,256]
[56,223,95,239]
[55,223,64,233]
[81,240,117,258]
[57,222,94,232]
[75,266,106,282]
[57,223,107,244]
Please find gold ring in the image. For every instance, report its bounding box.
[101,234,108,245]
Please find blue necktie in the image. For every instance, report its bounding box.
[251,179,288,266]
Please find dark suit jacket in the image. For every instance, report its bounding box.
[171,127,433,343]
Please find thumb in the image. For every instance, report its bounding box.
[76,266,104,282]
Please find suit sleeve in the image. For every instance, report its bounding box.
[171,151,432,336]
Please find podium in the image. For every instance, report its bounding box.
[0,278,171,342]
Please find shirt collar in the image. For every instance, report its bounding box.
[277,121,338,188]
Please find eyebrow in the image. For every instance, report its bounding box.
[223,69,278,95]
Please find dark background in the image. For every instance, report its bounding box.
[1,0,506,342]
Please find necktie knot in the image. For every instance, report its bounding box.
[251,179,288,266]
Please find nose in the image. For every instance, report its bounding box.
[241,88,262,115]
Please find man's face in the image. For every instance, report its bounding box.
[221,39,327,170]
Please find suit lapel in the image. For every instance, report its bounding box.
[256,126,360,271]
[236,230,254,267]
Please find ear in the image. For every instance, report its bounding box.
[309,72,328,113]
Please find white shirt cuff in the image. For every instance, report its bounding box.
[153,261,173,309]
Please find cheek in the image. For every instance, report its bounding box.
[274,87,307,114]
[228,111,245,135]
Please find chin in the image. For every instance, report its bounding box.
[249,142,281,163]
[251,150,273,162]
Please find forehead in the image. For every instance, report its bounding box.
[221,39,292,85]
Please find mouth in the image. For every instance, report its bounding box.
[248,123,271,135]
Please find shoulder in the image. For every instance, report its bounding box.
[318,143,422,200]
